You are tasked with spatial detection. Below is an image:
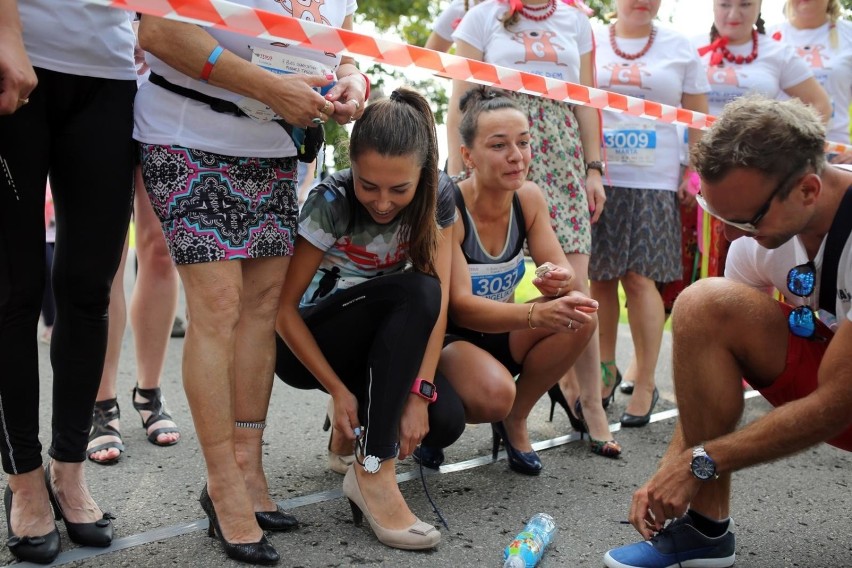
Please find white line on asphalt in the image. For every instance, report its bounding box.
[7,390,763,567]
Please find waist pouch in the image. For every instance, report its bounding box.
[148,72,323,163]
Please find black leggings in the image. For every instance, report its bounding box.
[0,68,136,474]
[275,272,465,459]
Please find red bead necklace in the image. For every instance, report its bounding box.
[520,0,557,21]
[609,24,657,61]
[720,30,759,64]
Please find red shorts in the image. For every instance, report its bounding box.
[757,303,851,451]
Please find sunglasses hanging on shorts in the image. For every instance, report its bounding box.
[786,262,818,339]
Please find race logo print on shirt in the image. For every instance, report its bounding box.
[796,45,829,69]
[275,0,331,24]
[600,62,651,89]
[707,65,743,87]
[512,30,567,66]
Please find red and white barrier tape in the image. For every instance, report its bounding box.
[85,0,851,153]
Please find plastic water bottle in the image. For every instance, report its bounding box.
[502,513,557,568]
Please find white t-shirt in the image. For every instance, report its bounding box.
[694,33,814,117]
[19,1,136,80]
[453,0,593,84]
[433,0,483,42]
[726,191,852,328]
[769,20,852,145]
[595,24,709,191]
[134,0,356,158]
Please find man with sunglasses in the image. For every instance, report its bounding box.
[605,94,852,568]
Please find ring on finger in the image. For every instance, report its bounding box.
[567,318,574,330]
[321,100,333,115]
[347,98,360,111]
[18,97,30,106]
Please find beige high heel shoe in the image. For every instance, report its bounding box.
[323,398,355,475]
[342,466,440,550]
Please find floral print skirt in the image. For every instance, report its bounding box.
[509,92,591,255]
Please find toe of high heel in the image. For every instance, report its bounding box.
[255,506,299,532]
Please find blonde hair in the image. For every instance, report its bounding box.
[785,0,841,48]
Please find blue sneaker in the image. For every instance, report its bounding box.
[604,514,735,568]
[412,445,445,469]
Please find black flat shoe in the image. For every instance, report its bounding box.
[45,463,114,547]
[255,506,298,532]
[199,484,279,565]
[412,445,445,470]
[4,486,60,564]
[491,422,542,476]
[620,388,659,428]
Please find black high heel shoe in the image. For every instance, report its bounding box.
[601,361,623,409]
[620,387,659,428]
[199,484,279,565]
[491,422,542,476]
[44,463,114,547]
[547,385,587,435]
[4,486,60,564]
[255,506,298,532]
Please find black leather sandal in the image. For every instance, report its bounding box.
[86,399,124,465]
[133,386,180,447]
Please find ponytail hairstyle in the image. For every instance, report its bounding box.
[458,86,523,148]
[784,0,841,48]
[348,87,440,276]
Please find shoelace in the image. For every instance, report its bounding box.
[650,519,686,568]
[418,459,449,530]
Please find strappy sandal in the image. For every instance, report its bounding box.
[87,399,124,465]
[132,386,180,447]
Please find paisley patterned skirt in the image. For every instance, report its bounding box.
[589,185,680,283]
[140,144,298,265]
[509,92,591,255]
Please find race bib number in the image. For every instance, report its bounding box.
[604,123,656,166]
[469,251,526,302]
[235,47,330,123]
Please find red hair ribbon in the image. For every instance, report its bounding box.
[498,0,524,16]
[561,0,594,16]
[698,36,729,66]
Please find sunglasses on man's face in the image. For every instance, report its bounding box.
[696,164,809,234]
[786,261,817,339]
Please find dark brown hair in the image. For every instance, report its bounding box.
[349,88,440,276]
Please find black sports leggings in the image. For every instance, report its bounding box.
[0,69,136,474]
[275,272,465,459]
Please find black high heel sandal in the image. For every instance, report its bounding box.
[4,486,60,564]
[86,398,124,465]
[199,484,279,565]
[546,385,587,435]
[132,386,180,446]
[601,361,623,409]
[44,463,114,547]
[491,422,542,476]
